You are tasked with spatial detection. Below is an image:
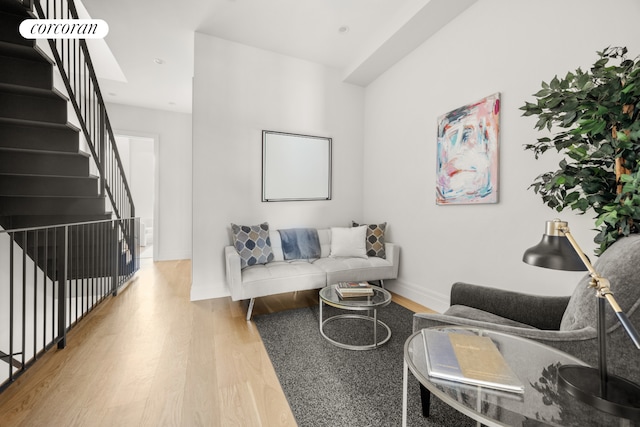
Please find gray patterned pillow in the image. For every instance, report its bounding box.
[352,221,386,259]
[231,222,274,269]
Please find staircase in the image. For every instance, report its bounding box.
[0,0,111,231]
[0,0,139,392]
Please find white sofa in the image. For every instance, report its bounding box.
[225,228,400,320]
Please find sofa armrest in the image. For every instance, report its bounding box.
[384,242,400,278]
[225,246,242,300]
[449,282,570,330]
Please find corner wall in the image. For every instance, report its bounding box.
[191,34,365,300]
[363,0,640,311]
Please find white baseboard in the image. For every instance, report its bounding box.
[386,278,450,314]
[190,276,452,309]
[156,251,192,262]
[190,284,229,302]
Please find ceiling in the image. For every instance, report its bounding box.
[80,0,476,114]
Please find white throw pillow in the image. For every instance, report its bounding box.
[330,226,368,258]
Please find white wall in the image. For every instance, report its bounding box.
[191,33,365,300]
[106,103,192,261]
[364,0,640,312]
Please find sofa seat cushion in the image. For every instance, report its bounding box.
[314,256,396,284]
[444,305,538,329]
[239,260,327,300]
[242,260,325,284]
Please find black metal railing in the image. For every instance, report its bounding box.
[0,218,139,392]
[29,0,135,223]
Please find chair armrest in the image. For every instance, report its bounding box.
[225,246,242,300]
[450,282,570,330]
[412,312,597,363]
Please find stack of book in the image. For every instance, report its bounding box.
[335,281,374,298]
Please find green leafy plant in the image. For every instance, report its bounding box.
[520,47,640,254]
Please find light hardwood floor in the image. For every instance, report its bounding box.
[0,260,434,426]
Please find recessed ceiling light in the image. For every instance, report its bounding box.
[338,26,350,34]
[169,101,176,105]
[153,58,165,65]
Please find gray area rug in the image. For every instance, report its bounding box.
[254,301,476,427]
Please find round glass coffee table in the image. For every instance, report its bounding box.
[403,326,635,427]
[319,284,392,350]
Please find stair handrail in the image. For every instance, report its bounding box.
[27,0,135,223]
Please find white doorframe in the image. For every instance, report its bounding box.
[113,130,159,261]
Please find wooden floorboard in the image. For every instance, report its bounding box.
[0,260,435,426]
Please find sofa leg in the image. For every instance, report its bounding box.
[246,298,255,321]
[379,279,385,289]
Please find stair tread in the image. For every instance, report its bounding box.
[0,51,51,67]
[0,172,98,179]
[0,194,105,199]
[0,146,89,157]
[0,40,53,63]
[0,81,66,100]
[0,116,80,132]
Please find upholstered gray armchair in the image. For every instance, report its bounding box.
[413,234,640,385]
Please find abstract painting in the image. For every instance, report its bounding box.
[436,93,500,205]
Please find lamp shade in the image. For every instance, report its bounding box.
[522,220,588,271]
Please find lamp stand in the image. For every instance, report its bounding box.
[524,220,640,418]
[557,296,640,419]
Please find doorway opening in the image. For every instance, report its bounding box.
[115,133,157,260]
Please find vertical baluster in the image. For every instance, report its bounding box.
[96,222,100,304]
[96,222,101,301]
[57,226,67,349]
[73,225,78,323]
[76,225,81,321]
[66,225,71,331]
[82,62,86,130]
[43,229,48,349]
[21,232,26,368]
[100,221,105,299]
[111,221,117,295]
[33,230,38,360]
[91,222,96,308]
[73,39,77,104]
[99,107,105,197]
[51,227,56,345]
[80,224,88,313]
[8,232,14,381]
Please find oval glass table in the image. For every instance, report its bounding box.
[403,326,636,427]
[318,284,392,350]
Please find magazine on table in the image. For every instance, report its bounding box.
[422,329,524,394]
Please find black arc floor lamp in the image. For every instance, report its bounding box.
[523,219,640,419]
